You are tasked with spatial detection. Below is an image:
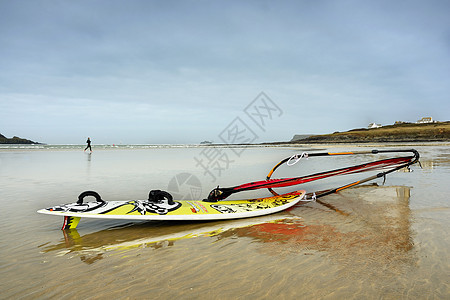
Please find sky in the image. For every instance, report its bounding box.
[0,0,449,144]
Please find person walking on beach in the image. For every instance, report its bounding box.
[84,137,92,152]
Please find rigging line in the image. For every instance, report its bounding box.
[309,158,417,200]
[286,152,308,166]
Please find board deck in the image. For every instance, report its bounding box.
[38,190,306,227]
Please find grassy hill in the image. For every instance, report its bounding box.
[291,122,450,143]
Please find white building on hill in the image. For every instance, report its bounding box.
[368,123,382,129]
[417,117,435,124]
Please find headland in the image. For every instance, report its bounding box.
[288,121,450,144]
[0,133,40,144]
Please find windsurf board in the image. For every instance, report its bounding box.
[38,190,306,229]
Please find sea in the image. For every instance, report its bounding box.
[0,143,448,299]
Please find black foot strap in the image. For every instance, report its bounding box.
[148,190,174,205]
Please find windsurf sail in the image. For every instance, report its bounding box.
[205,149,419,201]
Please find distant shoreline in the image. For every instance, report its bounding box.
[1,142,449,152]
[2,121,449,145]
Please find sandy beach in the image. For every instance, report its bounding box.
[0,144,448,299]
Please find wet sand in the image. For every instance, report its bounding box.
[0,145,448,299]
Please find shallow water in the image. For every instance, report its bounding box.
[0,144,448,299]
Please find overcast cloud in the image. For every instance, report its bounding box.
[1,0,449,144]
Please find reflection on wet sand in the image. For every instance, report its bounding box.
[239,185,416,278]
[41,185,416,277]
[40,215,303,260]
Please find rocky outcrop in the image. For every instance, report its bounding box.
[0,133,40,144]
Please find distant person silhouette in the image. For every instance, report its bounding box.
[84,137,92,152]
